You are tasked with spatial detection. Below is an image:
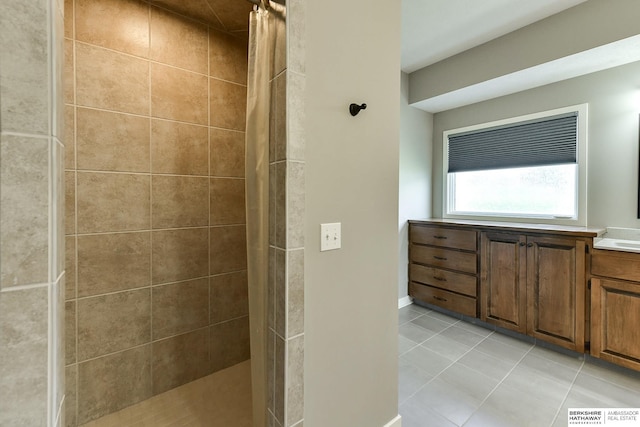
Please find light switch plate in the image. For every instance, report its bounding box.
[320,223,341,251]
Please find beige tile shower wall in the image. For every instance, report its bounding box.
[0,0,65,426]
[64,0,250,424]
[267,1,306,426]
[0,0,65,427]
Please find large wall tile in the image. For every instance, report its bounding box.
[65,300,76,365]
[210,128,245,178]
[287,249,304,338]
[275,249,285,338]
[210,271,248,324]
[65,105,76,169]
[65,171,76,235]
[151,328,210,395]
[64,39,74,105]
[0,136,49,288]
[274,334,285,424]
[147,0,224,31]
[75,0,149,57]
[0,0,49,134]
[209,29,248,84]
[77,345,152,424]
[65,365,77,427]
[206,0,252,32]
[0,287,48,426]
[151,120,208,176]
[76,108,150,173]
[286,335,304,425]
[150,7,208,74]
[77,232,151,297]
[287,162,305,249]
[210,316,250,372]
[152,278,209,340]
[77,172,150,233]
[64,0,74,38]
[152,228,209,284]
[210,178,246,225]
[75,43,149,115]
[65,236,76,300]
[210,78,247,131]
[287,72,306,161]
[151,64,208,125]
[210,225,247,274]
[151,175,209,228]
[77,289,151,361]
[273,73,286,162]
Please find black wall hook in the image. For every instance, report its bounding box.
[349,103,367,116]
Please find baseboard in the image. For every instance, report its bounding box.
[383,414,402,427]
[398,296,413,308]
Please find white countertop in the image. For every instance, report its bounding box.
[593,227,640,253]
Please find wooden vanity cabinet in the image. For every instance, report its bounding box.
[409,224,479,317]
[591,250,640,371]
[481,232,586,352]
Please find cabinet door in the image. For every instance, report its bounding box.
[591,278,640,371]
[526,236,585,352]
[481,232,527,333]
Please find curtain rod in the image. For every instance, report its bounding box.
[246,0,285,6]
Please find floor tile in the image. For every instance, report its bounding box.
[517,352,581,384]
[400,397,458,427]
[474,334,532,364]
[421,333,474,361]
[400,322,436,344]
[401,345,454,376]
[439,324,488,348]
[399,306,424,325]
[456,349,516,382]
[571,372,640,407]
[410,315,452,335]
[467,382,559,427]
[398,358,433,405]
[399,334,418,355]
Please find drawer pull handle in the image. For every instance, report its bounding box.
[433,296,447,302]
[433,235,448,240]
[433,276,447,282]
[433,256,447,261]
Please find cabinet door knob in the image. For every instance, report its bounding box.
[527,243,533,247]
[519,242,526,246]
[433,235,448,240]
[433,276,447,282]
[433,256,447,261]
[433,296,447,302]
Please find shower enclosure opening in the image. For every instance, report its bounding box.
[62,0,279,425]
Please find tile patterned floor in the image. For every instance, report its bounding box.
[398,304,640,427]
[80,360,252,427]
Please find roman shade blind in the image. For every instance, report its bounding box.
[447,112,578,173]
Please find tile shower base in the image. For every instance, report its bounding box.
[80,360,252,427]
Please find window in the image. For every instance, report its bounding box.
[443,105,587,225]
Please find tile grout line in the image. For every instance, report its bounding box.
[548,357,586,427]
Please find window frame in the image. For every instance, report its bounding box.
[442,104,588,226]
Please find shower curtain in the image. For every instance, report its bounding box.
[246,3,271,427]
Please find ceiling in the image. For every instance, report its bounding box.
[401,0,588,73]
[152,1,591,74]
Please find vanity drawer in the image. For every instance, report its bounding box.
[410,245,477,274]
[409,282,477,317]
[410,226,477,251]
[592,250,640,282]
[409,264,477,297]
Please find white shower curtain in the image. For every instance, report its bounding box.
[246,3,271,427]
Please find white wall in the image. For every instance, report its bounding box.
[399,72,432,301]
[432,60,640,229]
[304,1,401,426]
